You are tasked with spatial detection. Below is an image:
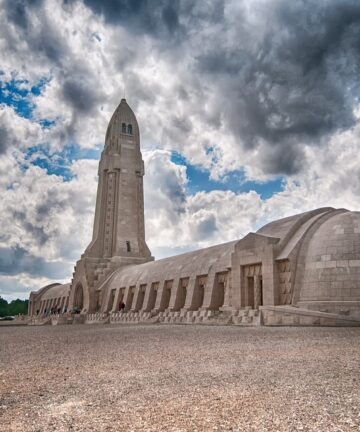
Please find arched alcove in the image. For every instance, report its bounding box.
[74,283,84,310]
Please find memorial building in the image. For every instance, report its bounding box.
[28,100,360,326]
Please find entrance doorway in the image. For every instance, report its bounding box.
[242,264,263,309]
[74,283,84,311]
[108,289,116,312]
[246,276,255,308]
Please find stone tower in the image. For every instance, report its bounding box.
[86,98,152,262]
[68,99,153,313]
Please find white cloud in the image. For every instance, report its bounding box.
[1,0,360,300]
[0,105,44,153]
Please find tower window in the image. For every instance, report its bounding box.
[127,124,133,135]
[126,241,131,252]
[122,123,126,133]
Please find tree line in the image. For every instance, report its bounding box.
[0,297,28,317]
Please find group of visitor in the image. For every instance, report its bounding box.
[35,306,69,316]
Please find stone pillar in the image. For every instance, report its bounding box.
[254,275,261,309]
[201,271,216,310]
[168,278,181,311]
[132,284,146,311]
[262,249,277,306]
[123,286,134,311]
[111,288,122,312]
[154,281,165,311]
[183,275,197,311]
[220,268,234,311]
[131,283,141,311]
[142,282,159,312]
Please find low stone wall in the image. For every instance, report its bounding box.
[109,309,261,326]
[28,306,360,327]
[158,310,229,325]
[231,308,262,326]
[85,313,108,324]
[261,306,360,326]
[28,316,52,326]
[110,311,158,324]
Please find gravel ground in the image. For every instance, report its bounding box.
[1,325,360,432]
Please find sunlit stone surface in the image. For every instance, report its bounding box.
[28,101,360,326]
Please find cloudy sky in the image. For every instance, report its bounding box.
[1,0,360,300]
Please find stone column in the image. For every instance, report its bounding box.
[154,281,165,311]
[201,271,216,310]
[220,268,234,311]
[168,278,181,311]
[131,283,142,311]
[142,282,160,312]
[183,275,197,311]
[111,287,122,312]
[254,275,261,309]
[122,286,132,311]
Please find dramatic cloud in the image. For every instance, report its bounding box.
[194,0,360,175]
[81,0,182,36]
[0,105,43,154]
[1,0,360,299]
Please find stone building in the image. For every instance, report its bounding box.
[28,100,360,326]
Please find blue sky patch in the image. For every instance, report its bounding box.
[25,144,101,181]
[171,151,284,199]
[0,77,49,120]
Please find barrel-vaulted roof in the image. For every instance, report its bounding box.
[40,283,71,301]
[105,240,238,290]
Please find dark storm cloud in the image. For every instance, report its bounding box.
[13,211,51,246]
[0,246,67,278]
[82,0,360,176]
[196,0,360,174]
[3,0,68,63]
[4,0,43,29]
[62,79,101,113]
[79,0,225,41]
[81,0,181,36]
[171,115,193,135]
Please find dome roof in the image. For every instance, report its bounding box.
[295,210,360,306]
[105,99,140,146]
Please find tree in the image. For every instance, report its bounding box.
[8,299,28,316]
[0,297,29,317]
[0,296,9,317]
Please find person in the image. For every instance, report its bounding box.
[119,301,125,312]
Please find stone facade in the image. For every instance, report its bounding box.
[28,100,360,326]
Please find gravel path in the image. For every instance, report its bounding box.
[1,325,359,431]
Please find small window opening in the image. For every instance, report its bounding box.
[126,241,131,252]
[127,124,133,135]
[122,123,126,133]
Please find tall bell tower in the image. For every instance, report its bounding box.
[68,99,153,313]
[85,98,152,262]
